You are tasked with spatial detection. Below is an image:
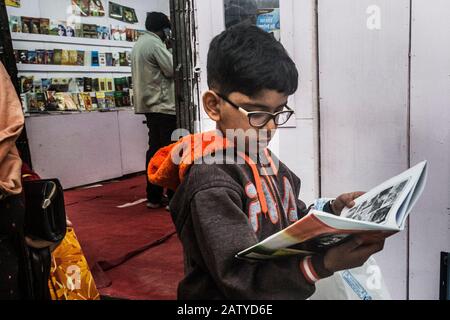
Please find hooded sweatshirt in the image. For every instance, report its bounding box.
[148,131,334,299]
[0,62,24,200]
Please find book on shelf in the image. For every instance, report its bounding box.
[75,78,84,93]
[91,51,99,67]
[67,78,79,92]
[66,25,76,37]
[61,50,70,65]
[68,50,78,65]
[74,23,83,37]
[90,92,98,110]
[82,23,97,38]
[35,92,47,110]
[41,79,51,91]
[27,51,37,64]
[92,78,100,92]
[18,50,28,64]
[30,18,41,34]
[112,52,120,67]
[21,17,31,33]
[76,51,85,66]
[79,92,93,111]
[40,18,50,35]
[119,25,127,41]
[48,20,59,36]
[33,79,42,93]
[119,52,127,66]
[83,77,92,92]
[84,50,92,66]
[105,52,113,66]
[96,92,107,110]
[105,91,116,109]
[97,25,110,40]
[99,78,106,92]
[105,78,114,91]
[20,76,34,93]
[98,52,107,67]
[237,161,428,260]
[9,16,22,33]
[45,50,54,65]
[53,49,62,65]
[110,25,121,41]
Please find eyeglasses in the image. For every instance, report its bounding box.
[215,92,295,128]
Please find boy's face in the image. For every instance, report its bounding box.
[203,89,290,153]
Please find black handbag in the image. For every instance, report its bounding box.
[23,179,67,243]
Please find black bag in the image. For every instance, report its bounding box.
[23,179,67,243]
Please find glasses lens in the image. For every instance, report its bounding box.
[275,111,293,126]
[249,113,273,127]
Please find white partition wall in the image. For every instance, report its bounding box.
[409,0,450,300]
[317,0,411,299]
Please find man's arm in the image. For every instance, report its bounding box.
[153,43,174,78]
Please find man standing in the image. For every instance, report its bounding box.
[132,12,176,209]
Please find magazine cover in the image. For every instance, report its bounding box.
[68,50,78,65]
[109,2,123,21]
[98,53,106,67]
[72,0,90,17]
[41,78,51,91]
[90,0,105,17]
[105,52,113,66]
[122,6,138,24]
[97,25,110,40]
[36,50,45,65]
[76,51,85,66]
[61,50,70,65]
[66,25,76,37]
[91,51,99,67]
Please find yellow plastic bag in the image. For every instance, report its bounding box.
[48,227,100,300]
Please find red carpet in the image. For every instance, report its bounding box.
[64,174,184,300]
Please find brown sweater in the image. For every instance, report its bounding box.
[148,132,334,299]
[0,62,24,199]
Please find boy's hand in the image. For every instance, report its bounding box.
[323,236,385,273]
[331,191,365,215]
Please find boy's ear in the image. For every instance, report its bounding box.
[202,90,221,122]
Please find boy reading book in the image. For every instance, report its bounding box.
[148,24,385,300]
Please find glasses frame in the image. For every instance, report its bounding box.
[215,92,295,128]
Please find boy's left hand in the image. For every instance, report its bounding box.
[331,191,365,215]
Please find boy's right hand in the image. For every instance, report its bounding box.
[323,236,385,273]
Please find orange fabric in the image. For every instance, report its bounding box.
[147,130,269,215]
[48,227,100,300]
[0,62,24,198]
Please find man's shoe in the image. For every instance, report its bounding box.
[146,202,162,209]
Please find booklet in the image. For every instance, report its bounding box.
[237,161,428,260]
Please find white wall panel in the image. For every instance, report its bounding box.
[409,0,450,300]
[318,0,411,299]
[25,112,123,189]
[117,110,148,175]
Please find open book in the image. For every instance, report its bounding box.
[237,161,428,260]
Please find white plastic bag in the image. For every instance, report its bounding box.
[309,257,391,300]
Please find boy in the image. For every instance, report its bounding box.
[148,24,385,299]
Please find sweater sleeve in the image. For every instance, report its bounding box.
[190,184,321,300]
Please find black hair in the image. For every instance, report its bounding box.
[207,24,299,98]
[146,12,171,32]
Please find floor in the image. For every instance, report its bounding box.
[64,174,184,300]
